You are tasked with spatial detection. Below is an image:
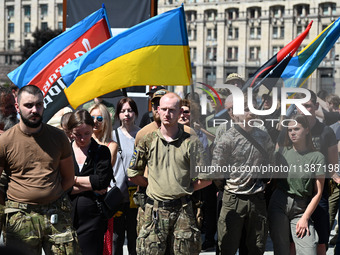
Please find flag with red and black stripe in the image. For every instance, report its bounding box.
[242,21,313,91]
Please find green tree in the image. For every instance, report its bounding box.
[20,28,62,64]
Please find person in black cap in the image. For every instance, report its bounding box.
[139,86,165,128]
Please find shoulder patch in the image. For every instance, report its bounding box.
[129,149,138,168]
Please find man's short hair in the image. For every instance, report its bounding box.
[294,89,317,105]
[326,94,340,108]
[17,85,43,104]
[160,92,182,108]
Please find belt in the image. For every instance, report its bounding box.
[146,195,191,208]
[5,199,60,212]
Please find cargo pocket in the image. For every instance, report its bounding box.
[6,211,40,248]
[137,223,167,255]
[50,230,80,255]
[222,193,237,209]
[173,227,201,255]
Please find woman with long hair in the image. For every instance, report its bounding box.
[68,109,113,255]
[89,103,118,169]
[268,114,325,254]
[112,97,140,255]
[88,103,118,255]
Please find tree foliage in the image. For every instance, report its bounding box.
[20,28,62,64]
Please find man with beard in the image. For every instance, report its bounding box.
[0,85,80,254]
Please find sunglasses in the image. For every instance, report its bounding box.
[182,110,190,114]
[91,116,103,122]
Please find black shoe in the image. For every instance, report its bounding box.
[201,240,215,251]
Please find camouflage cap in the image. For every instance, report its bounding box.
[146,86,165,95]
[151,89,169,102]
[215,88,230,99]
[225,73,245,85]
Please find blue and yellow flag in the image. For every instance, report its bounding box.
[281,17,340,88]
[60,5,191,110]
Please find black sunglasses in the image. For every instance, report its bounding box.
[91,116,103,122]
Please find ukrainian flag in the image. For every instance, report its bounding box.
[61,5,191,109]
[281,16,340,88]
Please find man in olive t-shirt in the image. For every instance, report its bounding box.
[0,85,80,254]
[128,93,211,254]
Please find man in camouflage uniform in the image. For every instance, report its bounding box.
[212,96,275,254]
[128,93,211,254]
[0,85,80,254]
[133,89,192,235]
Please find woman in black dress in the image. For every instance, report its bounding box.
[68,109,113,255]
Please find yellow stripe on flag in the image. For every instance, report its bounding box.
[64,45,191,109]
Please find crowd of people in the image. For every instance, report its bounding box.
[0,78,339,255]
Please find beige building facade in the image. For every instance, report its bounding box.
[0,0,63,82]
[159,0,340,94]
[1,0,340,94]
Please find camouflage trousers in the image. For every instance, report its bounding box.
[4,196,81,255]
[136,206,145,236]
[137,199,201,255]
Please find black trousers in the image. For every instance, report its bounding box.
[113,202,138,255]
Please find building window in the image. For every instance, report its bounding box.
[271,5,285,18]
[250,27,255,39]
[227,47,238,61]
[8,23,14,34]
[272,26,284,39]
[280,26,285,38]
[320,3,336,16]
[190,47,197,62]
[7,6,14,18]
[41,22,48,30]
[24,22,31,33]
[58,22,63,30]
[40,4,48,17]
[250,26,261,39]
[205,9,217,21]
[188,28,196,41]
[248,7,261,19]
[226,8,239,20]
[207,28,217,41]
[57,4,63,16]
[257,27,261,39]
[249,46,260,60]
[228,27,239,39]
[8,40,15,50]
[295,4,309,17]
[24,39,30,46]
[235,27,239,39]
[186,11,196,22]
[206,47,217,62]
[24,5,31,17]
[332,3,337,15]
